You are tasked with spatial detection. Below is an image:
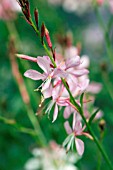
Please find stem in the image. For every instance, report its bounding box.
[80,108,113,170]
[0,115,36,137]
[6,21,47,147]
[94,4,113,68]
[101,70,113,102]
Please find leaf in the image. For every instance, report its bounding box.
[89,108,100,124]
[80,93,84,108]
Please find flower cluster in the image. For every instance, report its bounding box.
[18,53,89,123]
[0,0,21,20]
[24,141,81,170]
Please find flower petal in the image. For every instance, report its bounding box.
[64,121,72,134]
[65,55,80,69]
[42,85,52,99]
[24,69,45,80]
[53,68,67,78]
[42,77,51,91]
[75,138,84,156]
[71,69,89,77]
[74,121,83,135]
[64,106,72,119]
[52,104,58,123]
[37,56,50,73]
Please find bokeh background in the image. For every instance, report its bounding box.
[0,0,113,169]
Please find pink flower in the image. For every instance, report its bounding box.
[0,0,21,20]
[24,56,66,98]
[63,113,92,156]
[45,83,69,122]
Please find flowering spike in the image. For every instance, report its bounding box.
[41,23,45,45]
[17,0,31,23]
[45,27,52,49]
[34,8,39,30]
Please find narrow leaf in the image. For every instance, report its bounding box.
[89,108,100,124]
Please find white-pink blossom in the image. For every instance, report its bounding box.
[0,0,21,20]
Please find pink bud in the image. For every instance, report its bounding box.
[45,27,52,48]
[41,23,45,45]
[34,8,39,29]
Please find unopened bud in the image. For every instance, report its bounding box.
[45,27,52,48]
[34,8,39,29]
[41,23,45,45]
[100,62,107,71]
[99,119,106,132]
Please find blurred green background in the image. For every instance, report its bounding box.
[0,0,113,169]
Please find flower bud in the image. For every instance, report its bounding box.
[45,27,52,48]
[41,23,45,45]
[99,119,106,132]
[34,8,39,29]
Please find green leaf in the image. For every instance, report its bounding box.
[80,93,84,108]
[89,108,100,125]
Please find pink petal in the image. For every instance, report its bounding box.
[53,68,67,78]
[24,69,45,80]
[71,69,89,77]
[37,56,50,73]
[64,121,72,135]
[64,106,72,119]
[42,78,51,91]
[42,85,52,99]
[65,55,80,69]
[74,121,83,134]
[75,138,84,156]
[52,104,58,123]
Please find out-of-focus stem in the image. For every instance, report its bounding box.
[6,21,47,147]
[0,115,36,137]
[101,70,113,101]
[94,4,113,68]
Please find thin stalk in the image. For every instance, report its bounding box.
[0,115,36,137]
[94,4,113,68]
[80,109,113,170]
[6,21,47,147]
[101,70,113,101]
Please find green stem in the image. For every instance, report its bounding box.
[80,108,113,170]
[94,4,113,68]
[0,115,36,137]
[6,21,47,147]
[101,70,113,102]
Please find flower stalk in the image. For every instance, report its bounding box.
[17,0,113,169]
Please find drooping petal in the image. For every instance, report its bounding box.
[71,69,89,77]
[37,56,51,73]
[24,69,45,80]
[64,106,72,119]
[65,55,80,69]
[75,138,84,156]
[64,121,72,135]
[72,113,76,131]
[74,121,83,135]
[52,104,58,123]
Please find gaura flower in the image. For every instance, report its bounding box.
[24,56,66,98]
[63,113,92,156]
